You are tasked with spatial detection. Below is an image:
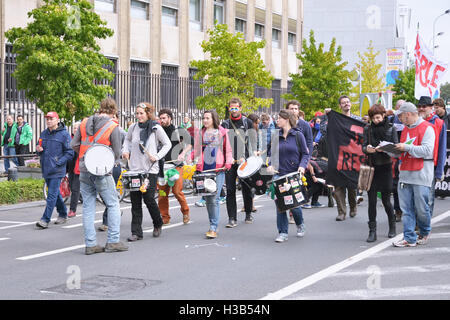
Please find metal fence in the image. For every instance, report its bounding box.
[0,60,290,155]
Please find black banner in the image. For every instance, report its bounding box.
[435,130,450,198]
[326,111,366,189]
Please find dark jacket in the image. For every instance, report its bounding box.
[362,121,398,166]
[273,127,309,176]
[221,116,253,159]
[296,118,313,158]
[38,123,74,179]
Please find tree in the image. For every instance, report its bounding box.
[190,24,273,118]
[5,0,114,125]
[350,41,385,115]
[392,68,417,104]
[440,82,450,103]
[283,30,352,119]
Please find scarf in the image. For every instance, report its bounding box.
[138,120,154,154]
[230,113,242,121]
[370,118,389,147]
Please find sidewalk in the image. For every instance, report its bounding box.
[0,200,46,212]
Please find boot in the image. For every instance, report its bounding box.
[327,186,335,208]
[388,216,396,238]
[366,221,377,242]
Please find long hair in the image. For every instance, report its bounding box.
[136,102,156,121]
[278,109,296,127]
[203,109,220,129]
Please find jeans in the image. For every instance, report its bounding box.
[398,183,432,244]
[430,176,436,217]
[3,146,18,172]
[205,172,226,232]
[274,175,304,234]
[80,172,121,247]
[41,177,67,223]
[102,164,121,225]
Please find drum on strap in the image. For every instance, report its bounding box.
[237,156,273,195]
[122,171,149,191]
[192,172,217,195]
[84,144,115,176]
[272,172,305,212]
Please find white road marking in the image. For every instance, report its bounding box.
[372,246,450,258]
[0,238,10,241]
[330,263,450,277]
[261,209,450,300]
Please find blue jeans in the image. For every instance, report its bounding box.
[80,173,121,247]
[3,146,18,172]
[204,171,226,232]
[274,175,304,234]
[398,183,432,243]
[41,177,67,223]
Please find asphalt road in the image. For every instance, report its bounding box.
[0,191,450,301]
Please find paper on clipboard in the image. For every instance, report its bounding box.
[377,141,402,156]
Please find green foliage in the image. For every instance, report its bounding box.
[5,0,114,125]
[283,30,352,120]
[350,41,386,113]
[392,68,417,104]
[0,179,45,204]
[190,24,274,118]
[440,82,450,103]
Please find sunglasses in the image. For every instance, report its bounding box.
[229,107,240,112]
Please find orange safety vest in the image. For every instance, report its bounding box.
[399,120,432,171]
[79,117,118,160]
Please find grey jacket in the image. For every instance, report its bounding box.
[70,115,122,173]
[122,122,171,174]
[398,118,435,188]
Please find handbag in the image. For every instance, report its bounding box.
[358,127,375,191]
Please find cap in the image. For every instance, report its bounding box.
[396,102,418,115]
[44,111,59,119]
[417,96,432,106]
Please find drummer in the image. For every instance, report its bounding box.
[268,109,310,243]
[194,110,233,239]
[122,103,171,241]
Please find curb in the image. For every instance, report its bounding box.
[0,200,46,212]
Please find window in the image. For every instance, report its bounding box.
[131,0,149,20]
[288,32,296,52]
[272,29,281,48]
[162,6,178,26]
[190,0,202,30]
[94,0,115,13]
[255,23,264,41]
[130,61,150,107]
[235,18,246,36]
[214,0,225,25]
[161,65,179,108]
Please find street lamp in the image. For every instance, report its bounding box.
[433,9,450,54]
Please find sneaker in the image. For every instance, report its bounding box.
[357,196,364,204]
[205,230,217,239]
[54,217,68,225]
[68,210,76,218]
[85,245,105,255]
[311,202,325,208]
[301,204,312,209]
[105,242,129,253]
[245,213,253,224]
[226,219,237,228]
[98,224,108,232]
[195,199,206,207]
[36,220,49,229]
[153,227,162,238]
[393,239,417,247]
[275,233,288,243]
[127,235,143,242]
[297,224,306,237]
[417,234,430,245]
[183,213,190,224]
[219,197,226,205]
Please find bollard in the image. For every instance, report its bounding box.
[7,168,18,182]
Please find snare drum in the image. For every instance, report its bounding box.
[192,172,217,195]
[272,172,305,212]
[237,156,273,195]
[84,144,115,176]
[122,171,148,191]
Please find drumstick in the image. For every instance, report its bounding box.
[139,143,155,162]
[200,167,227,173]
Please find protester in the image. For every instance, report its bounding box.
[71,98,127,254]
[417,96,447,216]
[158,108,193,225]
[67,121,81,218]
[122,102,171,241]
[268,109,309,242]
[221,97,255,226]
[259,113,275,157]
[1,115,19,173]
[36,112,74,229]
[393,102,435,247]
[194,110,233,239]
[433,98,449,129]
[14,115,33,167]
[362,104,398,242]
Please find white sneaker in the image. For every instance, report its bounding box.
[297,224,306,237]
[393,238,417,247]
[417,234,430,245]
[275,233,288,243]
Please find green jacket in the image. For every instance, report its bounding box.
[17,122,33,146]
[1,122,17,147]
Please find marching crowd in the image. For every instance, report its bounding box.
[1,94,449,254]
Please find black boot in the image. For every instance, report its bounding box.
[327,186,335,208]
[388,216,396,238]
[366,221,377,242]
